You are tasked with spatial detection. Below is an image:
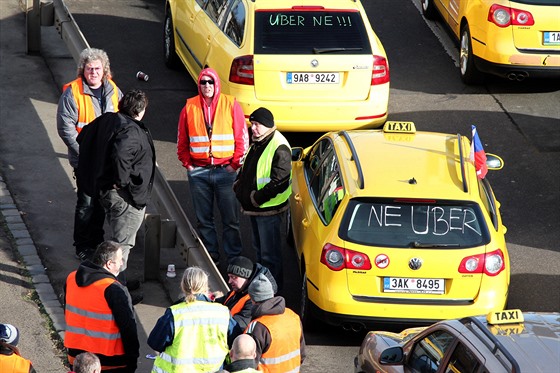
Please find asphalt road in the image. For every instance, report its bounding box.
[49,0,560,371]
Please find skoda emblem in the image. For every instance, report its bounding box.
[311,59,319,68]
[409,257,423,270]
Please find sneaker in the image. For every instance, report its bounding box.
[126,279,141,292]
[130,292,144,305]
[75,250,91,262]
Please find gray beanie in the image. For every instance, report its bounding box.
[248,273,274,303]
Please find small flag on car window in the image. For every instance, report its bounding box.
[469,125,488,179]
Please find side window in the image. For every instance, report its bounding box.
[408,330,455,373]
[222,0,246,46]
[478,178,498,230]
[318,155,343,224]
[196,0,209,8]
[445,342,481,373]
[304,139,333,182]
[206,0,228,23]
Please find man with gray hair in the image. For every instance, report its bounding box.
[64,241,139,372]
[72,352,101,373]
[57,47,123,262]
[219,334,259,372]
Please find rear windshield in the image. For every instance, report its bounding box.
[339,199,490,248]
[512,0,559,5]
[254,10,372,54]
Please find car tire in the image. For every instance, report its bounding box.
[460,24,484,85]
[300,270,318,331]
[163,12,180,69]
[421,0,437,20]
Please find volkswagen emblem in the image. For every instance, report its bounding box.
[409,257,423,270]
[311,59,319,68]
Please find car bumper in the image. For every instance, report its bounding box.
[474,55,560,80]
[230,84,390,132]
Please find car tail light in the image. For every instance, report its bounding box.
[458,248,505,276]
[372,55,389,85]
[488,4,534,27]
[320,243,372,271]
[229,55,254,85]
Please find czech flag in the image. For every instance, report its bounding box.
[469,125,488,179]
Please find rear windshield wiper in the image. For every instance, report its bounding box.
[313,47,363,54]
[410,241,460,248]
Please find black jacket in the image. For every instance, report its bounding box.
[233,130,291,216]
[76,112,155,208]
[64,261,139,371]
[216,263,278,333]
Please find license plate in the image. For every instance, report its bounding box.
[544,32,560,45]
[287,72,340,84]
[383,277,445,294]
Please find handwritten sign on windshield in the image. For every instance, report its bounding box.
[267,14,353,27]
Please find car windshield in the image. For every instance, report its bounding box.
[339,198,490,248]
[253,10,372,54]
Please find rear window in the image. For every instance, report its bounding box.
[254,10,372,54]
[340,199,490,248]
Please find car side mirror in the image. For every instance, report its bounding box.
[486,153,504,170]
[379,346,404,365]
[291,147,303,162]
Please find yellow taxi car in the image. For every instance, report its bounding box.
[163,0,389,131]
[289,122,509,331]
[354,309,560,372]
[421,0,560,83]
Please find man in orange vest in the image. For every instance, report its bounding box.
[57,48,122,263]
[64,241,139,372]
[177,67,249,266]
[0,324,35,373]
[216,256,277,339]
[245,274,306,373]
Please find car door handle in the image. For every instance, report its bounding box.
[294,193,302,203]
[302,218,309,228]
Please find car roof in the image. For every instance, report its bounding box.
[450,312,560,372]
[329,129,479,201]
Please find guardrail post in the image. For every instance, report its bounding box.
[26,0,41,54]
[144,213,161,280]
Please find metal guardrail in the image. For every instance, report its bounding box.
[29,0,228,293]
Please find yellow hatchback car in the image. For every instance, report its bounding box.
[289,122,509,331]
[163,0,390,131]
[421,0,560,83]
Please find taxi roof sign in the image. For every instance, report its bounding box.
[383,121,416,133]
[486,309,524,325]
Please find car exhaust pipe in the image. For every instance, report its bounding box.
[342,322,365,332]
[507,72,528,81]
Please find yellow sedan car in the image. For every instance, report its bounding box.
[289,122,509,331]
[421,0,560,83]
[163,0,389,131]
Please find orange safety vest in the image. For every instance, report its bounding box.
[247,309,302,373]
[224,291,251,316]
[185,95,236,160]
[64,271,126,370]
[0,353,32,373]
[62,78,120,132]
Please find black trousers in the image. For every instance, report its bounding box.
[73,188,105,254]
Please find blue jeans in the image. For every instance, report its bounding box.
[187,167,242,261]
[250,211,286,289]
[73,189,105,254]
[99,189,146,273]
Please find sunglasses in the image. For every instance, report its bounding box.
[200,79,215,86]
